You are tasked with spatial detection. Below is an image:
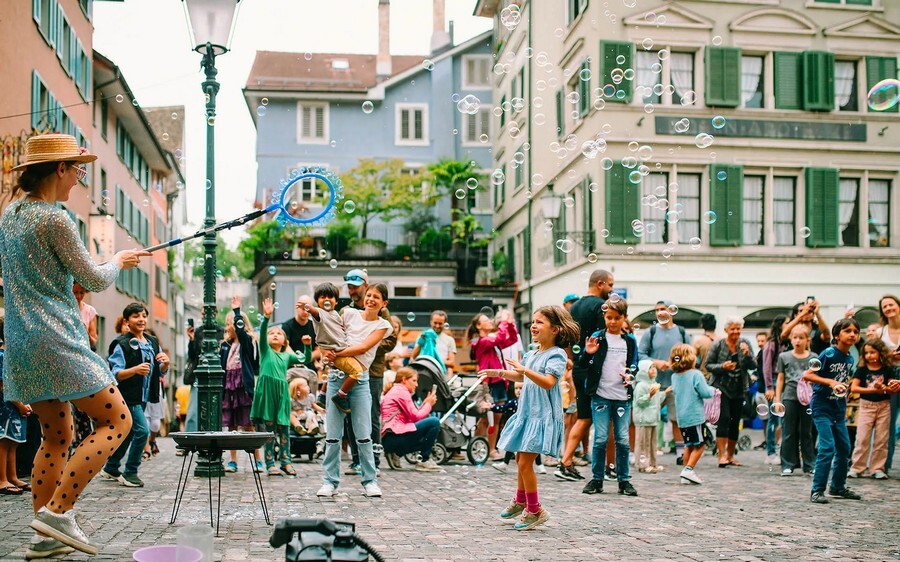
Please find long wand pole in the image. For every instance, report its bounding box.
[141,203,279,252]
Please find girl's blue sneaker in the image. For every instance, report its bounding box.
[225,461,238,473]
[255,461,264,473]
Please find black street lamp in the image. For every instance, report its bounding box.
[182,0,242,477]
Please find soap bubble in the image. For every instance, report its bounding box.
[572,345,581,354]
[270,282,277,290]
[674,118,690,133]
[361,101,374,114]
[771,403,786,417]
[833,386,847,399]
[756,404,769,417]
[455,189,467,199]
[235,319,245,329]
[808,358,822,372]
[344,200,356,214]
[667,304,679,316]
[407,312,416,322]
[268,266,277,275]
[466,177,479,190]
[329,259,338,269]
[256,106,266,117]
[694,133,715,149]
[716,170,728,181]
[799,226,811,239]
[129,338,140,350]
[689,236,702,250]
[703,211,717,224]
[711,115,726,129]
[456,94,481,115]
[616,407,625,417]
[867,79,900,111]
[422,59,434,71]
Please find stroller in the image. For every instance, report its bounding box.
[389,355,490,467]
[286,366,325,462]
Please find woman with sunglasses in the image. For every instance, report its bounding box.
[0,134,150,557]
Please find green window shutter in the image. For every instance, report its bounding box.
[599,41,632,103]
[774,52,803,110]
[866,56,898,114]
[555,88,564,136]
[31,71,40,130]
[804,168,840,248]
[499,95,506,128]
[803,51,834,111]
[506,237,516,280]
[579,61,590,116]
[708,164,744,246]
[846,0,872,5]
[705,47,741,107]
[33,0,40,24]
[605,162,640,245]
[523,227,531,280]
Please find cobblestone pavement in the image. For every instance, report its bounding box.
[0,431,898,561]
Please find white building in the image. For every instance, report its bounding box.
[475,0,899,332]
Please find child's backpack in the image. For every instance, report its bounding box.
[797,377,813,406]
[705,388,722,424]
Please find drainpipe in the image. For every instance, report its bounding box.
[526,0,534,319]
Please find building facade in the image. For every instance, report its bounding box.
[475,0,899,332]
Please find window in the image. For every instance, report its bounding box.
[839,178,860,247]
[773,177,795,246]
[56,9,69,71]
[155,267,168,300]
[743,176,765,246]
[813,0,872,5]
[577,61,590,117]
[834,60,857,112]
[297,102,328,143]
[567,0,588,25]
[514,147,525,190]
[463,108,491,145]
[635,51,693,106]
[462,55,492,89]
[676,174,701,244]
[706,47,741,107]
[35,0,54,44]
[741,55,764,108]
[79,0,92,19]
[494,162,506,209]
[100,96,108,139]
[99,168,107,208]
[641,173,667,244]
[395,104,428,145]
[868,180,890,247]
[31,71,57,130]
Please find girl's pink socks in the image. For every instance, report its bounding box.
[525,491,540,513]
[515,489,526,504]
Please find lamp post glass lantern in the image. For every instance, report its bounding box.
[540,190,562,221]
[183,0,241,478]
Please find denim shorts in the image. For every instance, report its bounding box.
[489,380,508,403]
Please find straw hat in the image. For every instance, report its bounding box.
[12,134,97,171]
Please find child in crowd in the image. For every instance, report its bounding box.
[578,299,638,497]
[483,305,578,531]
[221,296,262,474]
[0,318,33,495]
[803,317,862,504]
[290,377,325,435]
[551,359,576,468]
[250,298,303,477]
[142,377,165,460]
[382,352,403,393]
[175,384,190,431]
[849,338,897,479]
[670,344,715,484]
[775,324,817,476]
[633,359,669,473]
[306,283,366,414]
[491,383,545,474]
[101,303,169,488]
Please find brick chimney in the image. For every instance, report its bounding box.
[376,0,392,80]
[430,0,451,53]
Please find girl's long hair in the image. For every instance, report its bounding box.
[533,305,580,349]
[466,314,485,344]
[860,337,894,369]
[878,295,900,326]
[267,325,292,354]
[224,310,257,343]
[769,314,787,344]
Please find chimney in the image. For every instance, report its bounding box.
[376,0,392,80]
[430,0,451,54]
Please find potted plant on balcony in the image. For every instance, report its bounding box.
[348,237,387,258]
[450,210,493,285]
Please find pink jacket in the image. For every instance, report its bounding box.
[470,321,518,384]
[381,384,433,436]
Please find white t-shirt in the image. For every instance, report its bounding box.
[436,331,457,362]
[597,333,629,401]
[341,308,393,371]
[500,335,525,363]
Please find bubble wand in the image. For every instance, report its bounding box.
[142,168,343,252]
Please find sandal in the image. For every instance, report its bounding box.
[11,482,31,492]
[281,465,297,476]
[728,459,743,467]
[0,486,23,495]
[141,451,152,461]
[267,467,282,476]
[150,442,160,457]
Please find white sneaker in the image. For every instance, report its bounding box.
[491,462,508,473]
[537,464,547,475]
[316,482,336,497]
[98,468,119,481]
[781,468,794,476]
[873,470,888,480]
[415,459,442,472]
[363,481,382,497]
[29,508,97,555]
[847,470,859,478]
[766,454,779,465]
[25,534,76,559]
[679,468,702,484]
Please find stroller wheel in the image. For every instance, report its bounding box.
[404,452,421,465]
[431,443,449,465]
[467,436,490,466]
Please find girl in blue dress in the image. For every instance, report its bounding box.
[479,305,579,531]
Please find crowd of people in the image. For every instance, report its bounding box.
[0,134,897,556]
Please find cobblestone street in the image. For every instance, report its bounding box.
[0,431,898,561]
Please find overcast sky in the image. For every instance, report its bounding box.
[93,0,491,247]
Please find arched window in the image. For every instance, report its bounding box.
[632,307,705,330]
[854,307,880,331]
[743,308,794,331]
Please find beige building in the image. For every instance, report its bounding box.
[475,0,899,332]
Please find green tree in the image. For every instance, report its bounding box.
[450,209,493,275]
[237,220,300,269]
[427,158,487,211]
[183,234,252,279]
[340,158,428,239]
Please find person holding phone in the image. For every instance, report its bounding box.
[380,367,441,472]
[706,316,757,467]
[782,298,831,356]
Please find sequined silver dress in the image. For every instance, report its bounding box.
[0,200,119,403]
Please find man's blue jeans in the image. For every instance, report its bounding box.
[322,370,377,487]
[765,401,781,456]
[104,403,149,476]
[886,393,899,471]
[382,417,441,460]
[811,407,850,494]
[590,396,631,482]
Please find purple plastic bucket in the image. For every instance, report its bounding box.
[133,545,203,562]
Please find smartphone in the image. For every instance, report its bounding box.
[730,353,739,363]
[187,318,194,328]
[806,296,815,304]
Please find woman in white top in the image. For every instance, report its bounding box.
[877,295,900,474]
[72,282,98,352]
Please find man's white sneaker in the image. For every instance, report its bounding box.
[29,508,97,555]
[491,462,508,473]
[537,464,547,475]
[847,470,859,478]
[316,482,336,497]
[679,468,702,484]
[363,481,382,497]
[25,535,76,559]
[781,468,794,476]
[415,459,442,472]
